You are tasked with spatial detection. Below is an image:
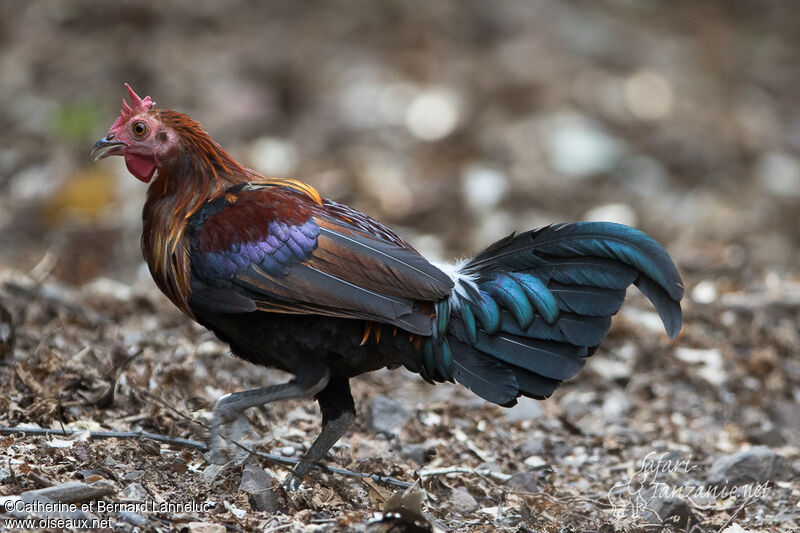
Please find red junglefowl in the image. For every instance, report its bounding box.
[93,85,683,488]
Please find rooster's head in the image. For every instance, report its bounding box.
[92,84,180,183]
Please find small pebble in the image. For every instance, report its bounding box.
[187,523,226,533]
[443,488,478,514]
[170,457,188,475]
[707,446,788,487]
[365,396,411,437]
[121,482,148,501]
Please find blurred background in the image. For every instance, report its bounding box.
[1,0,798,289]
[0,1,798,529]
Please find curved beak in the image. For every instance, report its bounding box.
[91,135,127,161]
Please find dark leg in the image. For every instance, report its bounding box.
[286,376,355,489]
[208,368,330,464]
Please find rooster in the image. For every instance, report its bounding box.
[93,85,683,488]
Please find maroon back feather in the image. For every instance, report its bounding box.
[196,188,316,255]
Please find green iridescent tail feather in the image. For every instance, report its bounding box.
[422,222,683,405]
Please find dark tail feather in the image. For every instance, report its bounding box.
[430,221,683,406]
[448,326,563,403]
[548,282,626,317]
[465,222,683,297]
[498,310,612,347]
[448,337,518,406]
[472,332,586,381]
[462,222,683,333]
[510,366,562,400]
[634,276,682,338]
[532,256,638,289]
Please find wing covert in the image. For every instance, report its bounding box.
[187,182,453,334]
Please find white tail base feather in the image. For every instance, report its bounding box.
[431,259,480,310]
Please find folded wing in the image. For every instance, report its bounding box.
[187,183,453,335]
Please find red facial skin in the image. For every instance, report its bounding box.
[107,112,182,183]
[101,84,182,183]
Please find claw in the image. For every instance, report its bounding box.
[284,473,304,491]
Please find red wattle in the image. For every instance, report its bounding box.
[124,153,157,183]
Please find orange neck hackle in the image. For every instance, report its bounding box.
[141,109,251,316]
[139,108,322,316]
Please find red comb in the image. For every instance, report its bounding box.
[111,83,155,130]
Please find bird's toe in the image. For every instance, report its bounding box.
[283,473,304,491]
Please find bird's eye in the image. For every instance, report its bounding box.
[132,121,148,137]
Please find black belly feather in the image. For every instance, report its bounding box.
[191,308,406,379]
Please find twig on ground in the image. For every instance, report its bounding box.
[263,524,294,532]
[23,480,115,504]
[417,466,512,483]
[0,426,208,449]
[0,425,413,489]
[716,495,755,533]
[249,449,413,489]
